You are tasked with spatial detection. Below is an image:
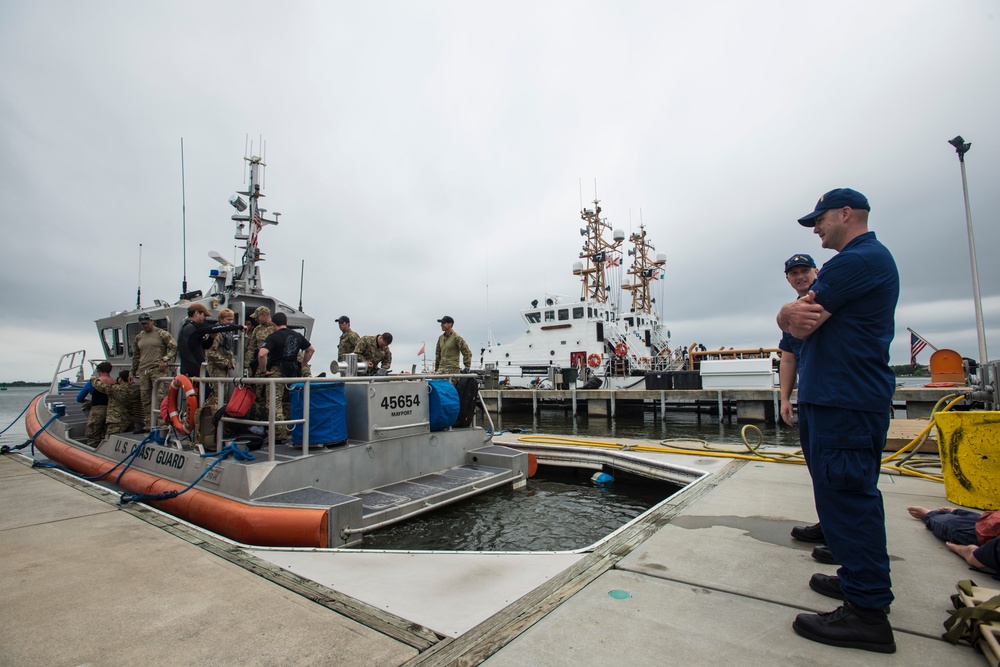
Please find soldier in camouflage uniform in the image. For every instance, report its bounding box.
[336,316,361,359]
[434,315,473,375]
[129,312,177,431]
[206,308,238,378]
[93,370,141,436]
[85,362,114,446]
[354,333,393,374]
[245,306,275,377]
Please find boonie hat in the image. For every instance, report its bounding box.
[797,188,870,227]
[253,306,271,318]
[137,312,152,322]
[784,254,816,273]
[335,315,350,324]
[437,315,454,324]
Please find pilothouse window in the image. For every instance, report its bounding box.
[525,312,541,324]
[544,311,555,322]
[573,307,584,319]
[558,309,569,321]
[101,327,124,358]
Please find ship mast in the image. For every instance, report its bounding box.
[621,223,665,314]
[228,152,281,296]
[574,200,624,304]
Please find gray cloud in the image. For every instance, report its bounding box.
[2,1,998,381]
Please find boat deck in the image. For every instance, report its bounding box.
[1,431,987,665]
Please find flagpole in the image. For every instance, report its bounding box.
[948,136,990,383]
[906,328,939,352]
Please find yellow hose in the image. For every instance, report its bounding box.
[513,394,967,482]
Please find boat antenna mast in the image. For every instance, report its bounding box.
[228,139,281,296]
[179,138,189,298]
[575,198,624,304]
[136,243,143,309]
[621,221,666,314]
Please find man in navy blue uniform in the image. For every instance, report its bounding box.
[777,188,899,653]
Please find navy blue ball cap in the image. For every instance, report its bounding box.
[797,188,870,227]
[784,254,816,273]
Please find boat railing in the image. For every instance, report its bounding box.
[153,372,485,462]
[48,350,87,397]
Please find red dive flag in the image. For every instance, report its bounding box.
[910,331,927,367]
[417,343,426,356]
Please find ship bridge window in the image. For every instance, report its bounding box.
[101,327,125,358]
[544,311,555,322]
[525,312,541,324]
[625,317,634,327]
[558,309,569,321]
[573,307,584,319]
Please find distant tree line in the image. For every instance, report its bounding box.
[891,364,929,377]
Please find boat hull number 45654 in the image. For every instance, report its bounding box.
[381,393,421,418]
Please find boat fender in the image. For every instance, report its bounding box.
[167,375,198,435]
[591,471,614,487]
[614,343,628,358]
[587,353,602,368]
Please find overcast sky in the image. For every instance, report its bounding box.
[2,1,998,382]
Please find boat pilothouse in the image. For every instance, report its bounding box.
[482,199,678,388]
[95,152,313,373]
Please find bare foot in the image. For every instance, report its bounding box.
[947,542,985,568]
[907,506,931,520]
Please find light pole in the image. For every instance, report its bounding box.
[948,135,990,387]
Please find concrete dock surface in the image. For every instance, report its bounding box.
[0,443,988,666]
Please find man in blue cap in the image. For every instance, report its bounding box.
[777,188,899,653]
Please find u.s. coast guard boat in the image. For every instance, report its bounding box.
[25,150,528,548]
[482,199,680,388]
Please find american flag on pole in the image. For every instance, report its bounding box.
[910,331,927,368]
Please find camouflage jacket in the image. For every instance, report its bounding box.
[435,331,472,373]
[338,329,361,358]
[131,327,177,374]
[245,323,275,373]
[91,375,140,426]
[206,332,236,375]
[354,335,392,371]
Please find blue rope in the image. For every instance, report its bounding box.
[119,443,255,505]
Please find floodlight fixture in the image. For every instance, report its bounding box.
[229,194,248,212]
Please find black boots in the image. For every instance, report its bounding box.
[791,522,825,543]
[793,601,895,653]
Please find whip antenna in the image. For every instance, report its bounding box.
[298,259,305,312]
[136,243,143,309]
[180,137,188,297]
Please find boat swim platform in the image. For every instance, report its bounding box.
[0,438,984,665]
[481,385,971,422]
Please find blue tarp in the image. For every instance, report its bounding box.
[289,382,347,445]
[427,380,460,431]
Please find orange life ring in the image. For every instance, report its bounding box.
[167,374,198,435]
[614,343,628,358]
[587,353,602,368]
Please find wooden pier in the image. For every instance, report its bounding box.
[480,386,969,423]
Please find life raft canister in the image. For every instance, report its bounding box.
[614,343,628,358]
[587,353,602,368]
[167,374,198,435]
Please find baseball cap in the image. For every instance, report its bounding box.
[784,254,816,273]
[437,316,454,324]
[253,306,270,318]
[335,315,350,324]
[797,188,870,227]
[137,312,152,322]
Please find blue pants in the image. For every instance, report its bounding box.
[924,509,980,546]
[799,403,893,610]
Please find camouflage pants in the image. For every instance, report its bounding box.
[85,405,107,447]
[138,367,169,429]
[265,370,291,441]
[105,417,133,437]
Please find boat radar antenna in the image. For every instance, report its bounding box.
[575,197,625,304]
[621,222,666,314]
[228,147,280,296]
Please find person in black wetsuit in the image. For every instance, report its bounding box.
[177,303,243,378]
